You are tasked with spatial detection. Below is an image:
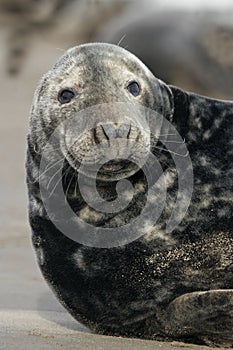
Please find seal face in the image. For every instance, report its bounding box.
[26,43,233,347]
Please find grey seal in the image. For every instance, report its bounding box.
[26,43,233,347]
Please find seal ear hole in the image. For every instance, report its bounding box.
[126,81,141,97]
[58,88,76,104]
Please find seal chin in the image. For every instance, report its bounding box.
[65,150,140,181]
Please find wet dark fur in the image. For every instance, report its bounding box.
[26,43,233,347]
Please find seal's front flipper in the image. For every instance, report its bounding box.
[159,289,233,346]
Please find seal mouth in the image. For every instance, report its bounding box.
[96,159,140,181]
[64,147,141,181]
[99,159,133,173]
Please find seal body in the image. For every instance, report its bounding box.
[26,43,233,347]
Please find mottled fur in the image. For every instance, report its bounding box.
[26,43,233,347]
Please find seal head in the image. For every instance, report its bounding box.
[31,43,173,181]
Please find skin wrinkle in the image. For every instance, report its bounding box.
[26,43,233,347]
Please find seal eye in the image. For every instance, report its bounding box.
[58,89,75,104]
[127,81,141,97]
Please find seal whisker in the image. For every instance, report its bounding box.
[63,162,73,184]
[157,134,186,143]
[56,47,66,52]
[65,170,76,202]
[35,158,64,184]
[159,139,186,144]
[153,145,189,158]
[46,163,64,190]
[74,176,79,198]
[72,160,79,198]
[117,34,126,47]
[48,163,72,198]
[158,133,177,137]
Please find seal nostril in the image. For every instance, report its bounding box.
[93,128,100,144]
[100,124,110,141]
[99,123,132,139]
[127,124,131,139]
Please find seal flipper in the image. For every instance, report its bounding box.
[159,290,233,346]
